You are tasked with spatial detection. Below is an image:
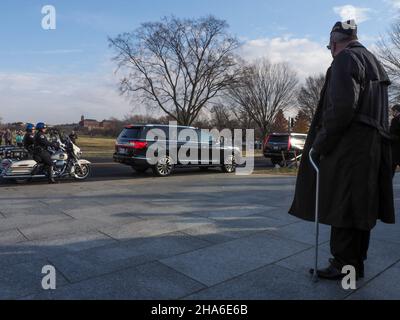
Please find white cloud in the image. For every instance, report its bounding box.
[333,5,372,23]
[0,71,139,124]
[239,37,332,79]
[387,0,400,9]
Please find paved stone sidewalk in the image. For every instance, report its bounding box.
[0,173,399,300]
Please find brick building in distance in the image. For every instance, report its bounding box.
[79,115,114,131]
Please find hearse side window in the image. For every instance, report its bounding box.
[177,128,197,143]
[177,128,191,143]
[199,130,216,144]
[143,126,169,141]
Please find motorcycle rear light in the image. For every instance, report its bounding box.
[288,137,292,150]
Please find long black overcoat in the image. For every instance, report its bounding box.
[289,42,395,231]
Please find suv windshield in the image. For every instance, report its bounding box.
[118,127,142,139]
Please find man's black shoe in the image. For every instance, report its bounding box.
[309,264,345,280]
[328,258,364,279]
[310,260,364,280]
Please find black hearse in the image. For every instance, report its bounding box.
[113,124,240,177]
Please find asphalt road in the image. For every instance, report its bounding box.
[89,156,273,181]
[0,156,273,186]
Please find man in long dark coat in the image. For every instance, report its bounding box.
[390,105,400,176]
[289,20,395,280]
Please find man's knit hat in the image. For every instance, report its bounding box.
[330,19,358,37]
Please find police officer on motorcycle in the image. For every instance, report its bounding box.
[23,123,35,154]
[34,122,59,184]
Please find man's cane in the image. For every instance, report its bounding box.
[309,149,320,283]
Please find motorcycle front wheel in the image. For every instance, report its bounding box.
[74,164,91,180]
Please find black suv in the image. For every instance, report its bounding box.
[113,124,239,176]
[263,133,307,165]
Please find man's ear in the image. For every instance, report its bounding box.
[332,42,337,56]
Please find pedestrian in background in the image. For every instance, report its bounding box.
[390,105,400,177]
[16,130,24,147]
[69,130,78,144]
[4,129,12,145]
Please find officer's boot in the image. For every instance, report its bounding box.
[48,166,56,184]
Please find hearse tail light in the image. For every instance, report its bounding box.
[129,141,148,149]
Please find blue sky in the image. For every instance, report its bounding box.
[0,0,399,123]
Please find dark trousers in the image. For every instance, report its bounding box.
[393,163,399,177]
[34,151,52,166]
[330,227,370,273]
[33,150,54,181]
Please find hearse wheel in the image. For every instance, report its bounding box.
[222,155,236,173]
[152,156,175,177]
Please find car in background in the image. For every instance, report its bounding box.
[113,124,240,177]
[263,133,307,166]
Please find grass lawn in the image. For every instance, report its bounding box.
[242,149,263,157]
[253,167,298,176]
[76,136,116,158]
[77,135,264,159]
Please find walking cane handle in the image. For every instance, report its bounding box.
[309,149,320,173]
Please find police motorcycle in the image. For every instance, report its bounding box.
[0,128,91,183]
[0,145,29,161]
[1,124,34,161]
[0,145,14,160]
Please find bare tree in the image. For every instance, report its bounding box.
[297,73,325,122]
[209,104,237,130]
[109,15,240,126]
[378,20,400,103]
[227,59,298,137]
